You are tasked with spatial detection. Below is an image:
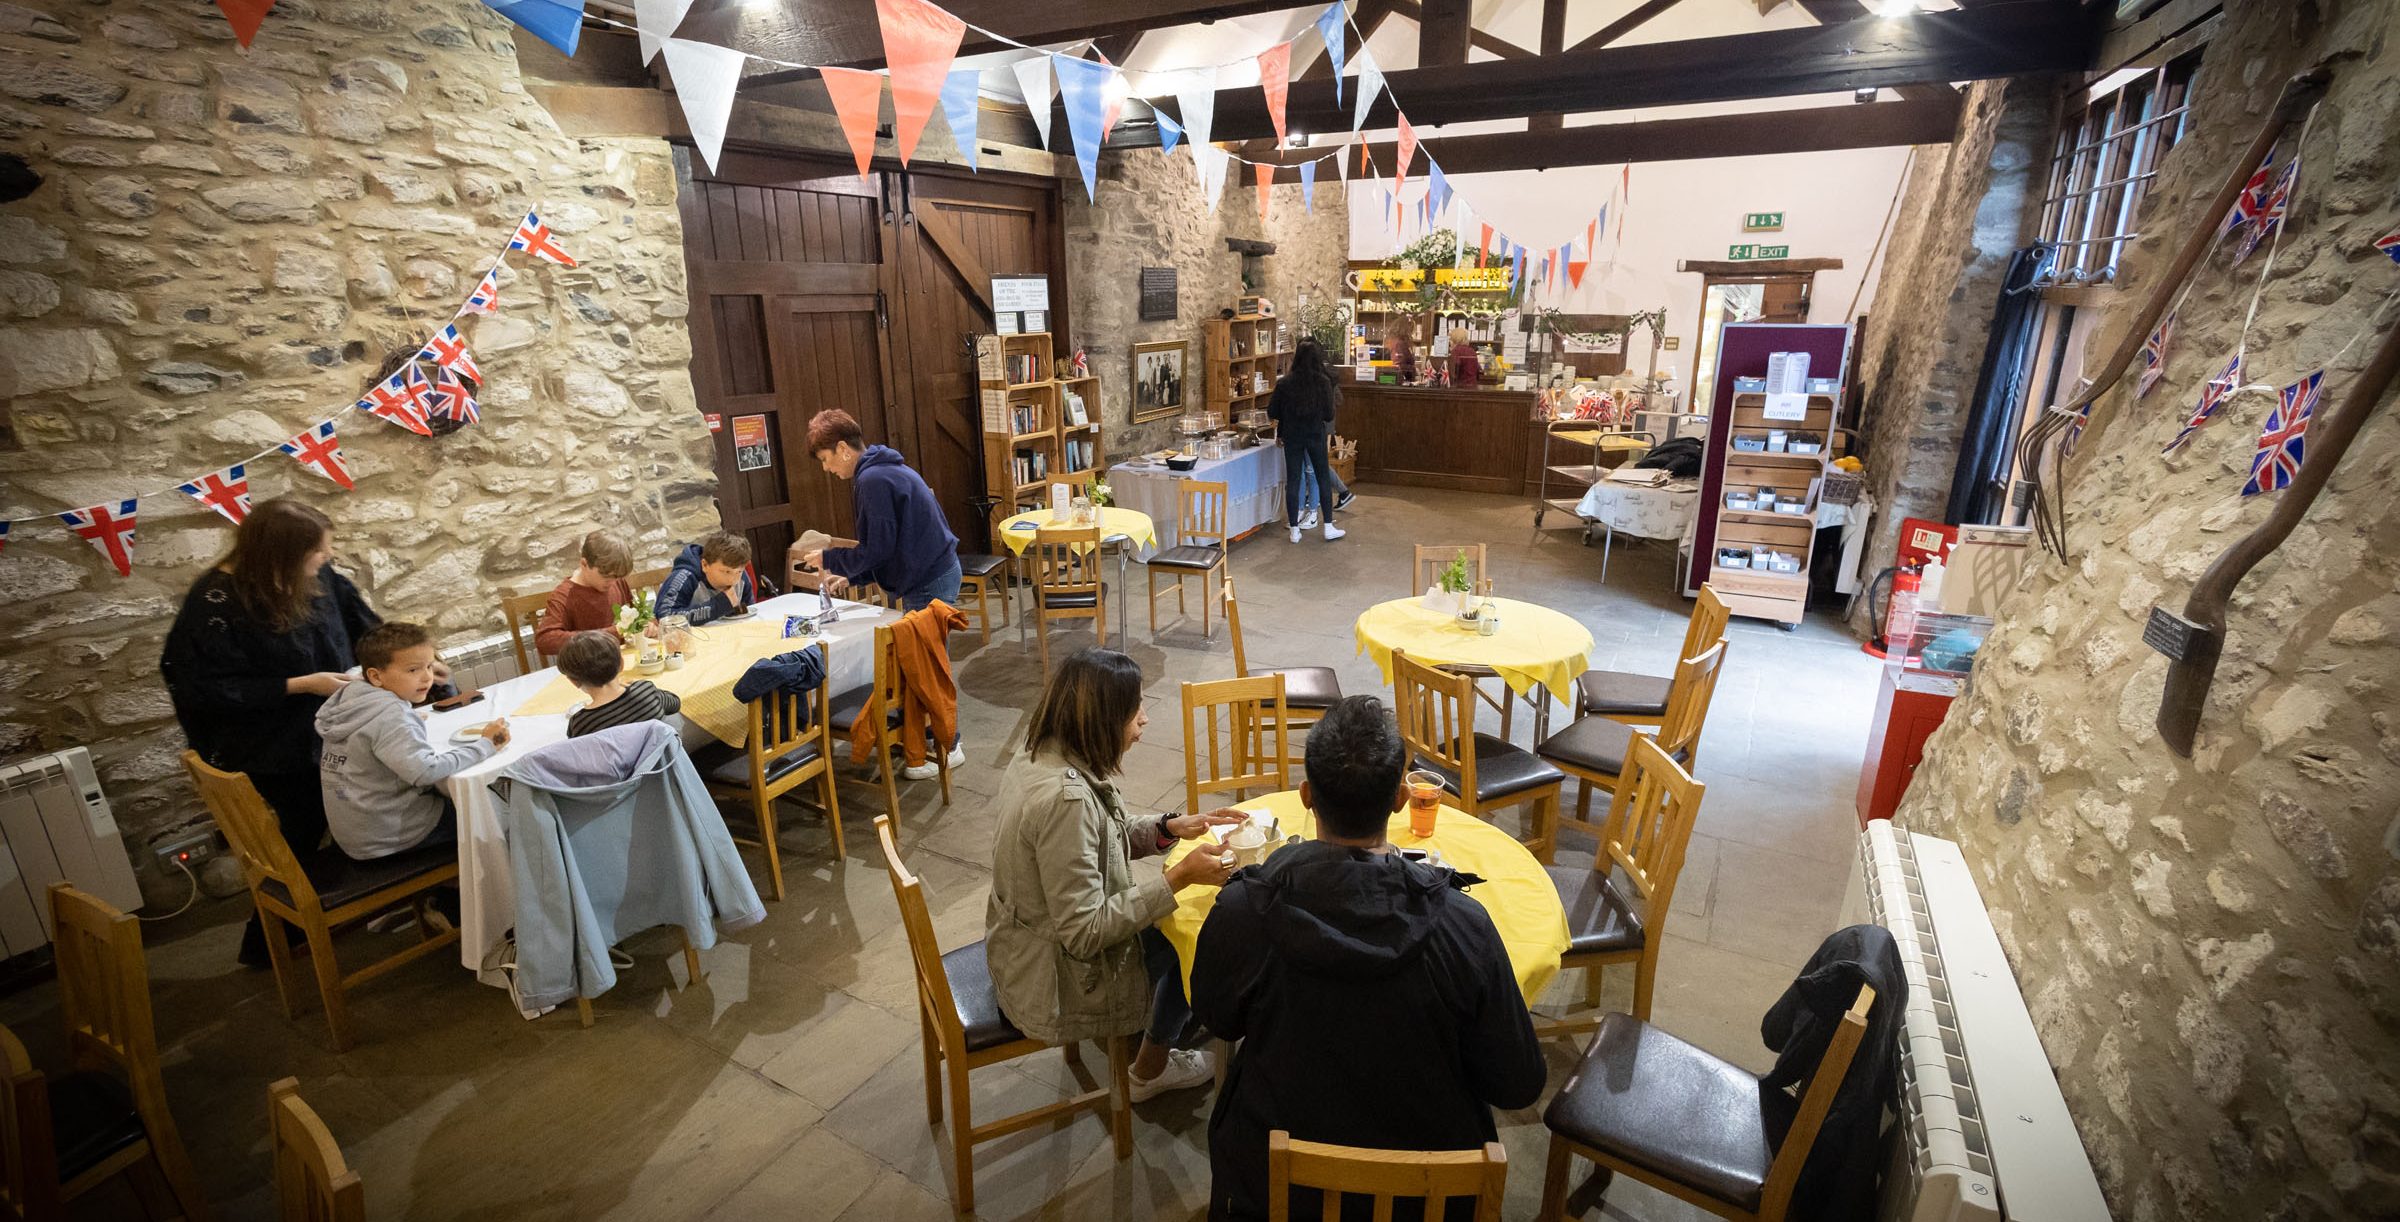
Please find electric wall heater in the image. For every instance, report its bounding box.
[1849,821,2111,1222]
[0,747,144,954]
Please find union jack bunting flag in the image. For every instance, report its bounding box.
[2235,155,2299,265]
[462,266,501,315]
[2217,155,2274,241]
[280,421,357,490]
[0,520,9,558]
[2375,227,2400,264]
[357,365,433,436]
[2137,312,2174,398]
[508,210,578,267]
[177,463,252,525]
[2243,369,2321,497]
[426,367,479,426]
[2164,354,2244,456]
[60,500,136,577]
[2062,402,2093,457]
[416,323,482,384]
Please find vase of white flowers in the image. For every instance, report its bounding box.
[617,590,665,673]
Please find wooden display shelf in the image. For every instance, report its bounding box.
[978,331,1101,519]
[1205,314,1290,417]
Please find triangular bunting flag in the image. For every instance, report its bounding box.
[416,322,482,385]
[940,68,983,172]
[1257,42,1292,147]
[1094,50,1127,143]
[478,0,583,57]
[1335,141,1348,182]
[1585,218,1596,258]
[427,367,481,426]
[0,521,8,558]
[2217,156,2273,241]
[1569,258,1589,288]
[461,266,501,316]
[1173,68,1216,182]
[1511,244,1525,290]
[214,0,276,48]
[2235,154,2299,265]
[1358,141,1370,179]
[1255,162,1273,222]
[1479,224,1492,267]
[1015,56,1057,151]
[1318,3,1347,108]
[2375,227,2400,264]
[508,210,577,267]
[633,0,693,63]
[1351,49,1383,132]
[2137,312,2174,398]
[178,464,252,525]
[1394,112,1416,195]
[2164,353,2244,455]
[1155,110,1184,157]
[1427,159,1448,217]
[876,0,967,165]
[821,66,885,178]
[1617,165,1629,242]
[281,421,356,491]
[60,500,136,578]
[1298,160,1316,212]
[2243,369,2319,496]
[1053,54,1114,203]
[358,366,433,436]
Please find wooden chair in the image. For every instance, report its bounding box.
[44,885,208,1221]
[0,1022,60,1221]
[828,622,951,820]
[875,816,1130,1215]
[1223,578,1341,768]
[182,752,459,1053]
[785,537,887,608]
[1410,544,1487,598]
[626,564,673,603]
[1576,585,1729,727]
[1541,736,1704,1034]
[1268,1131,1507,1222]
[1022,524,1106,668]
[1147,479,1229,638]
[268,1078,362,1222]
[700,642,842,898]
[1046,469,1097,496]
[1537,640,1727,845]
[499,585,553,676]
[956,552,1011,644]
[1392,650,1562,864]
[1538,984,1878,1222]
[1180,675,1290,815]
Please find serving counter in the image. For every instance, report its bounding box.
[1333,381,1543,495]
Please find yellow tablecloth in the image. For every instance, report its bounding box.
[1354,596,1594,705]
[995,507,1157,556]
[509,611,874,747]
[1156,790,1569,1005]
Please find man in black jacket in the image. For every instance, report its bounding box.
[1190,696,1547,1221]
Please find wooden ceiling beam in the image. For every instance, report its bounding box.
[703,0,1305,82]
[1568,0,1687,54]
[1795,0,1958,100]
[1415,0,1473,65]
[1527,0,1570,131]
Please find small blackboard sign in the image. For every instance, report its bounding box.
[1139,267,1177,322]
[2142,605,2200,661]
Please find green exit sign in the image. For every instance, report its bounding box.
[1728,243,1791,260]
[1743,212,1784,231]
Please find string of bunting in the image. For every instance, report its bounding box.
[1,210,578,576]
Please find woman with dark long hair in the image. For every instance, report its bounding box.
[1268,339,1346,544]
[985,649,1243,1101]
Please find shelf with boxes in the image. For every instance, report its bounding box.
[1694,328,1851,628]
[977,332,1104,518]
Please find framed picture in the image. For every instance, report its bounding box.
[1131,339,1188,423]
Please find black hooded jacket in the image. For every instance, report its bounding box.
[1760,923,1908,1222]
[1190,840,1546,1221]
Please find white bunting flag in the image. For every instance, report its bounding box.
[634,0,695,64]
[1351,48,1383,133]
[660,38,746,173]
[1200,146,1231,214]
[1014,55,1056,151]
[1173,67,1218,184]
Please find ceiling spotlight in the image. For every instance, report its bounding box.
[1853,87,1878,103]
[1875,0,1917,15]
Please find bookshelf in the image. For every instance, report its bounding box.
[1704,389,1839,628]
[976,332,1104,521]
[1203,314,1290,416]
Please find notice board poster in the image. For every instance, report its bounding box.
[992,275,1051,334]
[732,414,772,471]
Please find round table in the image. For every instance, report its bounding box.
[1155,790,1568,1005]
[1573,479,1701,584]
[1354,595,1594,741]
[997,507,1158,642]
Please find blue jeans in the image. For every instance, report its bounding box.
[1284,434,1338,527]
[1294,443,1350,514]
[1141,927,1195,1047]
[897,555,963,613]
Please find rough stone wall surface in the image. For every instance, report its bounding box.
[1849,75,2053,631]
[1064,151,1349,460]
[1895,4,2400,1218]
[0,0,716,846]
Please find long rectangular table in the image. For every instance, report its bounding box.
[1108,442,1287,544]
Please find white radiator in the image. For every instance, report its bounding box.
[443,629,529,687]
[0,748,143,954]
[1850,822,2112,1222]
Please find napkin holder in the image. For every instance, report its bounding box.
[1420,586,1471,616]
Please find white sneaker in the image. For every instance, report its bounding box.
[901,743,966,780]
[1128,1048,1215,1102]
[1323,523,1346,541]
[1290,526,1303,543]
[1300,508,1319,528]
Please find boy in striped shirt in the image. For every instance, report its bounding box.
[560,631,682,738]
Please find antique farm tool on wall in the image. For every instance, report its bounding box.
[2149,320,2400,756]
[2017,65,2333,559]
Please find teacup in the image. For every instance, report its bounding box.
[1225,824,1268,865]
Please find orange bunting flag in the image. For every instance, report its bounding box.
[1478,223,1492,267]
[1254,162,1273,221]
[1360,141,1371,178]
[1569,258,1589,288]
[1257,42,1292,146]
[1586,218,1597,258]
[875,0,967,165]
[1095,49,1126,143]
[1394,112,1417,195]
[215,0,276,47]
[1618,164,1630,242]
[821,66,886,177]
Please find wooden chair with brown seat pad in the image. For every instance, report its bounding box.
[955,551,1011,644]
[499,586,554,676]
[182,752,459,1054]
[1268,1131,1508,1222]
[1022,524,1106,668]
[268,1078,362,1222]
[1148,479,1229,638]
[0,1022,61,1222]
[1222,578,1342,768]
[1391,650,1563,865]
[700,642,842,898]
[1575,585,1729,728]
[1537,984,1878,1222]
[826,621,950,820]
[874,816,1130,1216]
[1180,675,1291,816]
[1540,736,1705,1035]
[1536,639,1727,847]
[44,885,209,1222]
[1410,544,1487,599]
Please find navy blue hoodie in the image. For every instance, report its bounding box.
[821,445,959,597]
[656,542,756,625]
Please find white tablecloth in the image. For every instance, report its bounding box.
[1575,478,1702,540]
[425,593,888,987]
[1108,443,1287,552]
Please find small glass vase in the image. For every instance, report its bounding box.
[660,614,691,668]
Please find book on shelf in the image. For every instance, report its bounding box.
[1062,438,1095,472]
[1063,389,1088,426]
[1004,353,1043,385]
[1012,448,1049,485]
[1010,403,1040,435]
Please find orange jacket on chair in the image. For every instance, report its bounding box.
[848,600,966,767]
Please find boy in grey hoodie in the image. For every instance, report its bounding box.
[318,622,510,861]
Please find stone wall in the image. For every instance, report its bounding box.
[1848,74,2054,630]
[1895,2,2400,1217]
[0,0,716,847]
[1064,151,1349,460]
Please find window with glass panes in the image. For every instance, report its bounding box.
[2033,53,2202,286]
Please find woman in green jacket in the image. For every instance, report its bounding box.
[986,649,1243,1100]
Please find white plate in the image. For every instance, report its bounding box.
[451,724,492,744]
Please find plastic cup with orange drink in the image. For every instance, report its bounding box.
[1404,769,1445,838]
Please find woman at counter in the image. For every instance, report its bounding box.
[1268,340,1347,544]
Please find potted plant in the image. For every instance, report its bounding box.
[1421,549,1474,615]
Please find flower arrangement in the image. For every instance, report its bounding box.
[1090,479,1112,508]
[614,588,656,637]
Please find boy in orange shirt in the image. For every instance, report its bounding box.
[536,531,635,658]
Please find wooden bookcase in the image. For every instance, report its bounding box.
[1704,389,1838,627]
[976,332,1104,520]
[1203,314,1290,416]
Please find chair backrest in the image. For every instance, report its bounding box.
[1758,984,1879,1220]
[873,816,964,1054]
[1596,736,1706,914]
[1679,584,1731,663]
[1410,544,1487,598]
[744,642,832,780]
[787,535,861,594]
[0,1025,57,1222]
[182,750,322,915]
[498,585,551,675]
[870,622,905,733]
[1181,676,1290,814]
[1047,470,1097,498]
[1177,479,1229,547]
[1266,1131,1507,1222]
[1390,651,1475,800]
[1223,578,1251,677]
[1655,639,1729,762]
[627,564,673,603]
[270,1078,364,1222]
[1029,525,1103,603]
[45,886,164,1103]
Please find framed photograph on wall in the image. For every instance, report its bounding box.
[1131,339,1188,423]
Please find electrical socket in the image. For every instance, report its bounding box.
[153,831,217,871]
